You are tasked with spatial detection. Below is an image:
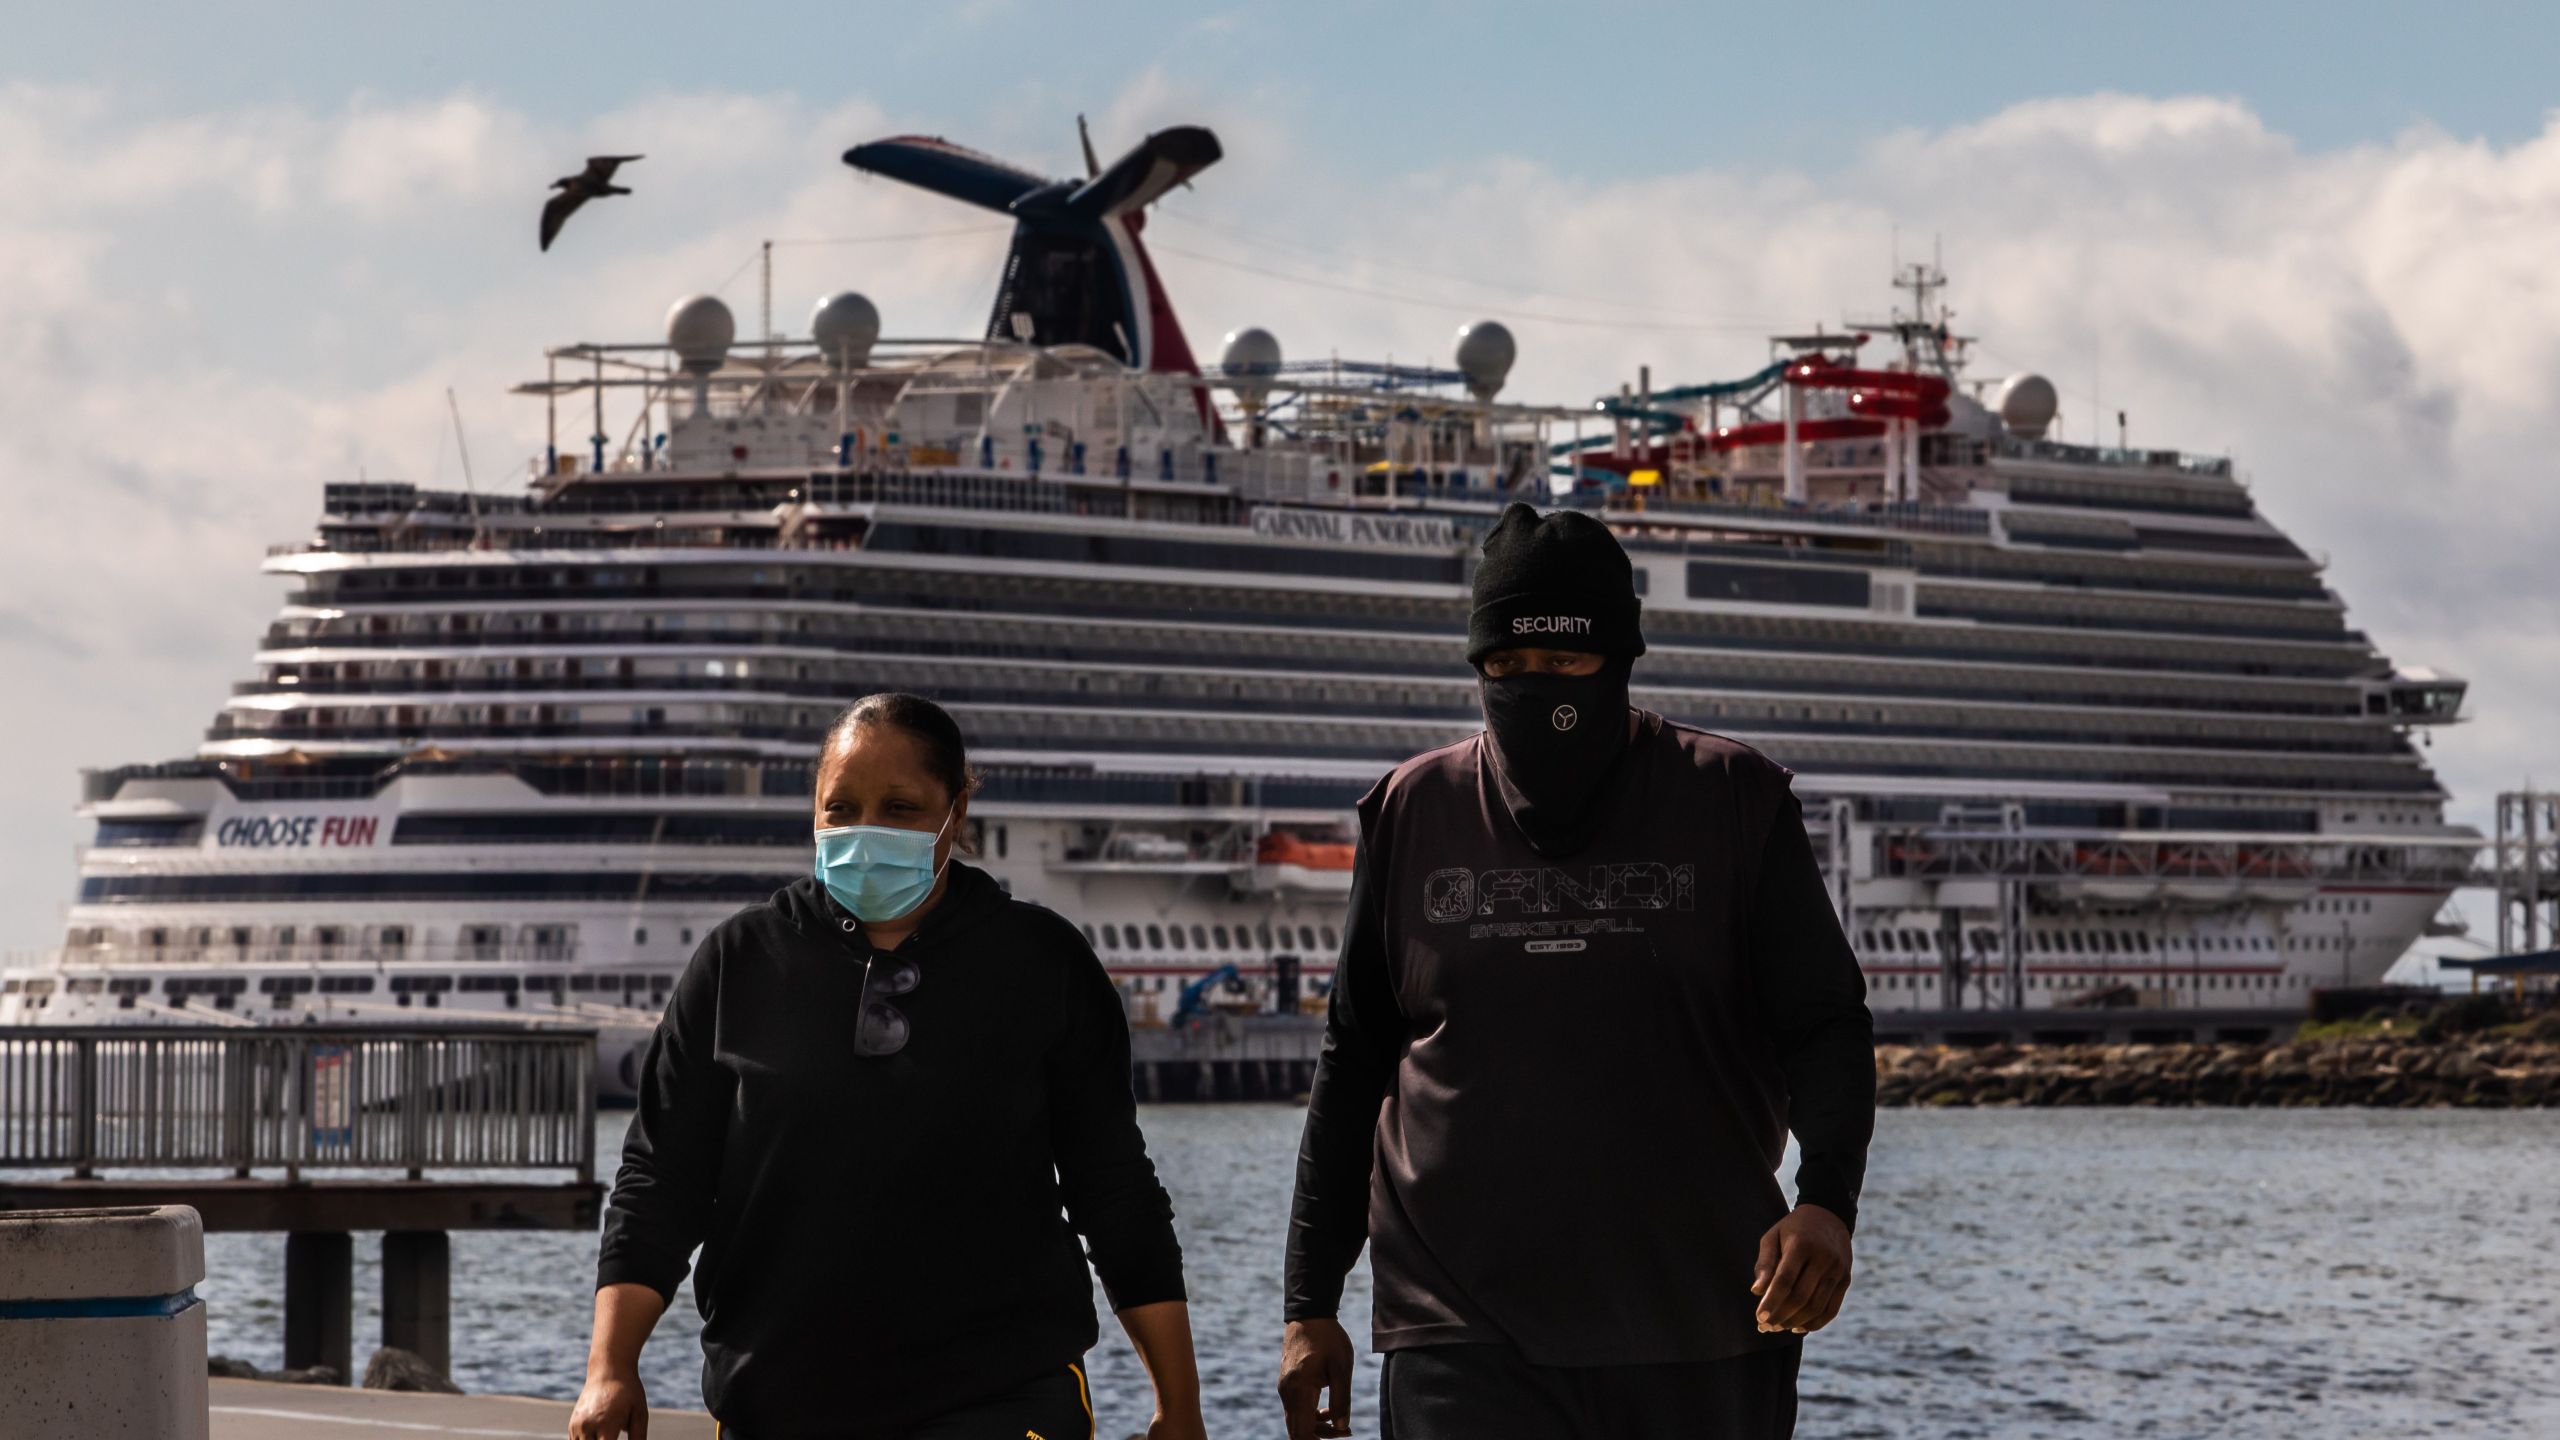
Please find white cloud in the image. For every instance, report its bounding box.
[2,82,2554,951]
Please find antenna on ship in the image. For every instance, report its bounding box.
[445,386,481,526]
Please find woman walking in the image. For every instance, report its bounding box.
[571,692,1205,1440]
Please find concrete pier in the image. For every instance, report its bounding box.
[382,1231,453,1377]
[210,1377,714,1438]
[282,1231,354,1380]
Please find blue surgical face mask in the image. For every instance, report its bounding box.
[814,806,957,923]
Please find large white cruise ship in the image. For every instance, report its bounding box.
[3,125,2481,1092]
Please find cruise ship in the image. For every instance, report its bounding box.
[3,124,2482,1093]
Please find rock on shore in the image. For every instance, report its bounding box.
[1876,1033,2560,1108]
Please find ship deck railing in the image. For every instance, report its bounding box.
[1874,828,2482,888]
[1992,435,2237,479]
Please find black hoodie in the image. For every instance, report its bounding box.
[596,862,1185,1436]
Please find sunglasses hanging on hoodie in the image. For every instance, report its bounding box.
[1466,502,1648,858]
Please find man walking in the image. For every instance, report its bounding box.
[1277,502,1876,1439]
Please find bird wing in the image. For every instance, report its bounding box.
[583,154,643,184]
[540,189,589,251]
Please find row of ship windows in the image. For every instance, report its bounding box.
[272,596,2374,684]
[301,538,2329,621]
[1868,925,2378,958]
[243,651,2403,748]
[255,636,2381,724]
[306,523,2312,609]
[273,597,2353,678]
[1078,921,1341,956]
[1869,972,2303,992]
[78,874,783,902]
[222,690,2414,755]
[213,702,2434,782]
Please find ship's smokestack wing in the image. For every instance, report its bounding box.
[1058,126,1222,221]
[842,135,1050,214]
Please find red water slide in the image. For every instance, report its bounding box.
[1706,356,1951,451]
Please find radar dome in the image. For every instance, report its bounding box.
[1996,372,2058,440]
[667,295,736,376]
[1454,320,1517,401]
[811,291,881,369]
[1220,327,1282,404]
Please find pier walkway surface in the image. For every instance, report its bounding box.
[211,1377,713,1438]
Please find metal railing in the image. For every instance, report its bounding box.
[0,1026,594,1181]
[1874,830,2483,889]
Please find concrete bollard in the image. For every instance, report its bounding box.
[0,1205,209,1438]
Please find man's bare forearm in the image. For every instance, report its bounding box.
[587,1282,667,1378]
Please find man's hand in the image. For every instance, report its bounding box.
[1751,1203,1853,1335]
[1277,1317,1356,1440]
[567,1363,647,1439]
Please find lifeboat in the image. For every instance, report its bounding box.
[1256,833,1356,869]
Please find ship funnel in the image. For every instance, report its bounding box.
[811,291,882,370]
[1455,320,1516,401]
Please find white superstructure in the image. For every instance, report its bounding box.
[3,241,2479,1096]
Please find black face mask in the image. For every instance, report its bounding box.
[1478,659,1633,857]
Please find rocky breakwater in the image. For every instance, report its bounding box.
[1878,1009,2560,1108]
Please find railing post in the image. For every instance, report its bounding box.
[577,1034,596,1186]
[71,1038,96,1179]
[403,1039,427,1180]
[233,1035,258,1180]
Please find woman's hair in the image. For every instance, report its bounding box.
[821,692,979,806]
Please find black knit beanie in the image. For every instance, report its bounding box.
[1465,502,1646,665]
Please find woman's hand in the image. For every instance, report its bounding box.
[567,1363,648,1439]
[1114,1300,1205,1440]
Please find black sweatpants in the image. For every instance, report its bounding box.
[1381,1341,1801,1440]
[716,1361,1095,1440]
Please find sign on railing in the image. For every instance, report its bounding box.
[0,1027,595,1181]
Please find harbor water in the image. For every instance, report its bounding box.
[196,1106,2560,1437]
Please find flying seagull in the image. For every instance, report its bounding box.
[539,154,642,251]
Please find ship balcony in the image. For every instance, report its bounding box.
[2362,669,2466,725]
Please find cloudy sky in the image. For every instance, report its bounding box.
[5,5,2558,952]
